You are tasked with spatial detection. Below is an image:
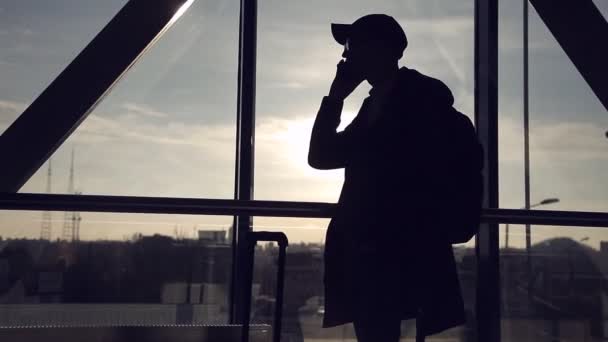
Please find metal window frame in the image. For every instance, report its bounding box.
[475,0,500,340]
[232,0,257,325]
[1,0,606,340]
[2,193,608,228]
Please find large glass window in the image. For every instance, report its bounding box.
[499,1,608,212]
[0,0,128,134]
[499,0,608,340]
[254,0,475,203]
[16,0,239,200]
[526,5,607,214]
[3,0,607,340]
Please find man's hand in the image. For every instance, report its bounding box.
[328,59,365,101]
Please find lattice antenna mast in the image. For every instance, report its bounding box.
[73,191,82,241]
[40,159,53,240]
[63,148,78,241]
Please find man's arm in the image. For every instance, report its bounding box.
[308,96,355,170]
[308,59,364,169]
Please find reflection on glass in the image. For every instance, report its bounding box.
[252,222,477,341]
[18,0,239,199]
[0,211,232,327]
[500,226,608,341]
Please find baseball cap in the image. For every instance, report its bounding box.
[331,14,408,56]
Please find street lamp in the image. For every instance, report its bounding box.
[525,197,559,315]
[535,198,559,206]
[504,197,560,248]
[526,198,560,250]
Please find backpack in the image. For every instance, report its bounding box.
[433,108,484,244]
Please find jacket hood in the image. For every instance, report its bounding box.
[395,66,455,108]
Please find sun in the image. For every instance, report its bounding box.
[276,111,357,173]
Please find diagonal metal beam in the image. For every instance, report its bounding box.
[0,0,194,193]
[530,0,608,110]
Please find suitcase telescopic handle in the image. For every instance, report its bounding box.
[242,231,288,342]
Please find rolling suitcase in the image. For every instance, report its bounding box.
[241,231,288,342]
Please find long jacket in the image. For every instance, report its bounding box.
[308,66,468,336]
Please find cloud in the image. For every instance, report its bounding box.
[0,27,36,39]
[254,114,347,202]
[21,102,343,202]
[499,116,525,163]
[0,99,26,113]
[121,103,169,118]
[0,99,27,131]
[74,111,235,159]
[15,28,34,36]
[28,109,238,199]
[263,81,308,90]
[531,121,608,161]
[499,116,608,163]
[257,15,476,89]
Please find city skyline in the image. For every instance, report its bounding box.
[2,233,607,341]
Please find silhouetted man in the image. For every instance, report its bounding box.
[308,14,480,342]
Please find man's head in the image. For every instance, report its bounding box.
[331,14,407,75]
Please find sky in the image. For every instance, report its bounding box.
[0,0,607,247]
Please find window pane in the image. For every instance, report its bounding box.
[18,0,239,199]
[252,218,476,341]
[500,225,608,341]
[254,0,474,202]
[499,1,608,212]
[0,0,128,134]
[0,210,232,326]
[593,0,608,20]
[498,0,525,210]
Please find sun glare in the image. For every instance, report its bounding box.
[270,111,357,177]
[168,0,195,26]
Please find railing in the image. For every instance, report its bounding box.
[1,193,608,228]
